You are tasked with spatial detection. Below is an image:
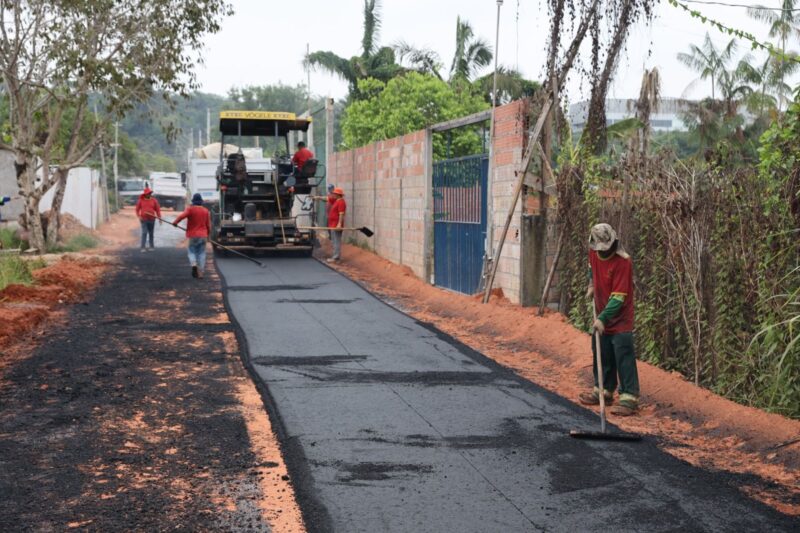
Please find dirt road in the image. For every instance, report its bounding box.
[0,216,302,531]
[218,255,798,532]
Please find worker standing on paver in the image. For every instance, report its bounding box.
[135,187,161,252]
[327,187,346,263]
[579,223,640,416]
[173,193,212,279]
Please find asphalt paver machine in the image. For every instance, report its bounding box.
[212,110,325,255]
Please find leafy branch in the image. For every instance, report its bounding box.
[668,0,800,63]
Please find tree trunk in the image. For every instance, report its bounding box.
[25,195,45,252]
[46,170,68,249]
[583,0,635,154]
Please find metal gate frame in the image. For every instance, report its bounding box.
[432,154,488,294]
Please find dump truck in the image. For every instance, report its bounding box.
[211,111,325,254]
[149,172,187,211]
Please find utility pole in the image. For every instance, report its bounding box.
[112,122,119,212]
[306,42,314,153]
[483,0,503,282]
[94,103,109,221]
[325,97,334,167]
[206,108,211,145]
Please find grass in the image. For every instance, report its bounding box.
[50,233,99,253]
[0,227,26,250]
[0,256,40,291]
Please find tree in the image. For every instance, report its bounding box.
[677,33,738,99]
[393,41,444,80]
[341,73,488,157]
[449,17,493,82]
[748,0,800,110]
[0,1,231,251]
[305,0,402,100]
[472,67,540,105]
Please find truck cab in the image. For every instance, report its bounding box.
[212,111,325,253]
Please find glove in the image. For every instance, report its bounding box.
[586,286,594,300]
[592,318,605,334]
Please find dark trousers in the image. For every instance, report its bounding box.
[591,331,640,398]
[140,220,155,248]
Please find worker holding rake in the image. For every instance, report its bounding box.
[172,193,211,279]
[579,223,641,416]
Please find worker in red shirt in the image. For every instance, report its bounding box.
[579,223,640,416]
[291,141,314,174]
[173,193,212,278]
[327,187,346,263]
[135,187,161,252]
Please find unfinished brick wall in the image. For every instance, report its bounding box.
[327,131,428,279]
[326,100,532,303]
[488,100,529,304]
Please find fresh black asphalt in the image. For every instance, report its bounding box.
[216,255,798,532]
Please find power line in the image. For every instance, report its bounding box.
[681,0,800,10]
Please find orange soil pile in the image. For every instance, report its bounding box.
[329,243,800,516]
[0,257,107,348]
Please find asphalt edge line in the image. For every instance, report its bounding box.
[214,253,334,533]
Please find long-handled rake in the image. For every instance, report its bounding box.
[295,226,374,237]
[569,299,641,442]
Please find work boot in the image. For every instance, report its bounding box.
[578,388,613,406]
[191,265,198,278]
[610,394,638,416]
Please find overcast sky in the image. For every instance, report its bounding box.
[195,0,791,104]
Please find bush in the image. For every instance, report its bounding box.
[0,256,38,291]
[50,233,99,253]
[0,227,27,250]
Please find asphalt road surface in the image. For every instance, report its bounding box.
[217,255,797,533]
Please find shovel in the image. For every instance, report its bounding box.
[569,298,641,442]
[296,226,374,237]
[146,212,266,268]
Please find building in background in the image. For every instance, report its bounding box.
[569,97,692,134]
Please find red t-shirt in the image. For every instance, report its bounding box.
[135,196,161,221]
[292,147,314,171]
[174,205,211,238]
[589,250,634,334]
[328,198,346,228]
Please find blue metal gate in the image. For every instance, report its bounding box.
[433,154,488,294]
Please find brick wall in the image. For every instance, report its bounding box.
[328,130,428,278]
[489,100,529,304]
[326,100,532,302]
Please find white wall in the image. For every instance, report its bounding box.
[40,167,107,229]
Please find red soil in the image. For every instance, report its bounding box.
[0,257,107,348]
[327,242,800,516]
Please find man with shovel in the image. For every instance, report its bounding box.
[172,193,211,279]
[579,223,640,416]
[327,187,346,263]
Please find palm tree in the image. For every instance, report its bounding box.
[393,41,444,80]
[738,55,780,116]
[449,16,493,82]
[304,1,402,99]
[472,66,540,104]
[747,0,800,109]
[677,33,738,99]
